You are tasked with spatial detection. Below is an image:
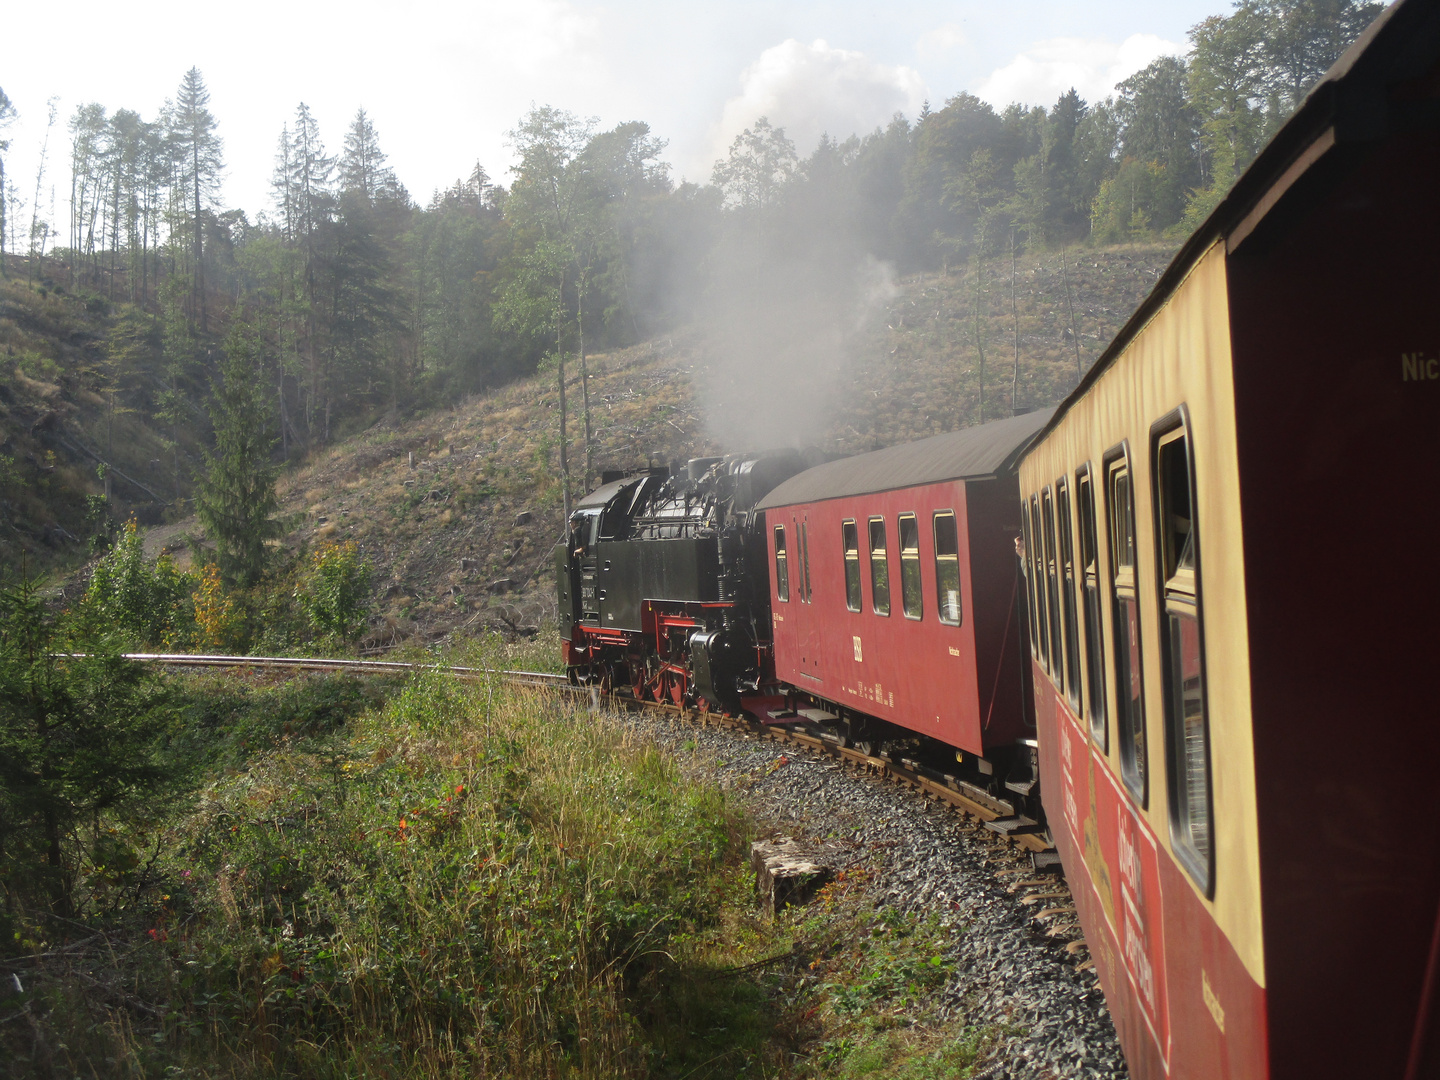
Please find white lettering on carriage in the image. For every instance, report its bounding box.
[1202,969,1226,1033]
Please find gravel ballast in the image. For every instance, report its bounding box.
[613,704,1130,1080]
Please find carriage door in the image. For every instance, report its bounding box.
[796,514,822,682]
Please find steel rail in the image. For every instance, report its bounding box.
[120,653,570,686]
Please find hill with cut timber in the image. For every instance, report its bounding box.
[257,242,1172,649]
[4,243,1173,638]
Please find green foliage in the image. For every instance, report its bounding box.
[195,322,282,589]
[0,576,176,916]
[78,518,198,649]
[1,671,764,1076]
[1091,159,1170,244]
[297,540,374,643]
[712,116,799,211]
[8,7,1387,584]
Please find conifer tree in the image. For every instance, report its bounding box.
[171,68,223,331]
[196,323,281,589]
[339,108,400,206]
[277,104,334,440]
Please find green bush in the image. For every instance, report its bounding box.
[2,670,762,1077]
[78,518,197,649]
[297,540,374,644]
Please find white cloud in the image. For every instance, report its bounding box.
[704,39,927,173]
[916,23,968,63]
[973,32,1187,110]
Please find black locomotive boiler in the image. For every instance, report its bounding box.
[555,452,803,711]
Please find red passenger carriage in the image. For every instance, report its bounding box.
[754,411,1050,772]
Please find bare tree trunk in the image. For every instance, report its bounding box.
[577,269,594,492]
[29,98,58,285]
[972,255,987,424]
[0,153,7,277]
[1060,246,1083,382]
[193,139,206,333]
[1010,231,1020,416]
[558,347,571,522]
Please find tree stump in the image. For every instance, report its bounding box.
[751,837,837,917]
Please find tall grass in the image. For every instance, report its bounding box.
[2,673,756,1078]
[4,666,1005,1079]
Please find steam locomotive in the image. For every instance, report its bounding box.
[557,1,1440,1075]
[555,451,805,713]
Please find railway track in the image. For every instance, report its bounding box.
[121,652,567,685]
[126,652,1085,961]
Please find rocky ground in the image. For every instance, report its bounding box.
[618,703,1129,1079]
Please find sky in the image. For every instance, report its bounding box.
[2,0,1222,226]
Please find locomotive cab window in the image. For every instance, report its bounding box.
[1154,418,1212,894]
[1057,479,1082,714]
[842,520,862,612]
[1107,452,1147,804]
[898,513,923,620]
[1042,489,1064,688]
[868,517,890,616]
[774,525,789,602]
[1077,467,1107,749]
[933,511,962,626]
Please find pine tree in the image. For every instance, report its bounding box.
[278,104,334,440]
[0,576,173,914]
[171,69,223,331]
[339,108,400,206]
[196,323,281,589]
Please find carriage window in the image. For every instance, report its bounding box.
[868,517,890,616]
[842,520,862,612]
[1030,496,1051,671]
[800,522,813,603]
[1077,468,1107,748]
[1042,489,1064,688]
[1108,454,1147,804]
[774,525,789,602]
[1021,503,1039,656]
[898,514,923,619]
[1155,422,1211,893]
[933,511,962,626]
[1057,479,1082,713]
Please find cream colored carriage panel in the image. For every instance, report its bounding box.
[1021,241,1262,987]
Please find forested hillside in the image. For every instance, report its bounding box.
[0,0,1378,579]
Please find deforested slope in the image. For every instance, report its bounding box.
[271,242,1172,649]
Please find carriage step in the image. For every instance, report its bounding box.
[797,708,839,723]
[985,815,1044,836]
